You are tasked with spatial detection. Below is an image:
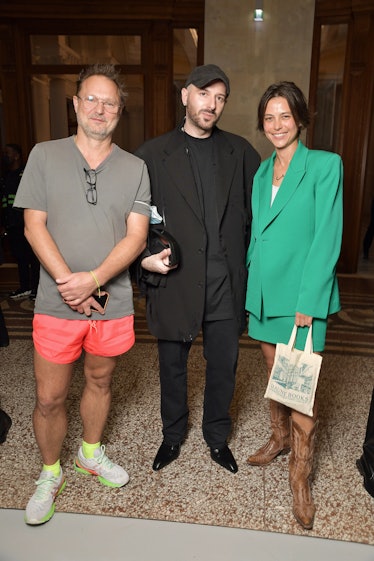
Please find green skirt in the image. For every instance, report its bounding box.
[248,313,328,352]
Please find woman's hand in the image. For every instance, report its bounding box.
[295,312,313,327]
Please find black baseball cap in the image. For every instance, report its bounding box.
[184,64,230,97]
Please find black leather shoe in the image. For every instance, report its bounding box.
[210,444,238,473]
[356,456,374,498]
[152,441,181,471]
[0,409,12,444]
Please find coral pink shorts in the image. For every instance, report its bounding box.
[33,314,135,364]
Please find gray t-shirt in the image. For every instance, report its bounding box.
[14,136,150,320]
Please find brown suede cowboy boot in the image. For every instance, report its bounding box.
[247,400,291,466]
[289,419,318,530]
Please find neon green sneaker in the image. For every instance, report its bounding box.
[25,469,66,525]
[74,444,129,488]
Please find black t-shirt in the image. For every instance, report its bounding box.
[185,133,233,321]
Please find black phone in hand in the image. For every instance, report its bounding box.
[91,291,109,312]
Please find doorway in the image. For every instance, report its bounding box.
[308,4,374,275]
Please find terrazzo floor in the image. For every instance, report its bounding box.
[0,339,373,553]
[0,267,374,559]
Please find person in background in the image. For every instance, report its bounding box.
[245,81,343,529]
[0,231,11,434]
[0,241,9,347]
[363,198,374,260]
[356,386,374,499]
[14,63,150,525]
[0,307,9,348]
[136,64,260,474]
[1,144,39,301]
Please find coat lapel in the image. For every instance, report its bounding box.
[260,141,308,231]
[213,131,237,224]
[162,130,204,224]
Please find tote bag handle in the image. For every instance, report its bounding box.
[286,324,313,355]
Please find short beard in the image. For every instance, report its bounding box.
[186,108,219,133]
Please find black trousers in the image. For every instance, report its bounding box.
[357,386,374,497]
[363,199,374,258]
[362,387,374,465]
[157,318,239,449]
[0,308,9,346]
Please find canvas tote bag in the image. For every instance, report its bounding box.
[264,324,322,417]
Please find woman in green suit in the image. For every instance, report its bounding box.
[245,82,343,530]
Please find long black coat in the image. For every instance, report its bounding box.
[135,125,260,342]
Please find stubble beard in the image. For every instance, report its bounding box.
[76,114,119,141]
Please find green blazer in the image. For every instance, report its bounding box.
[245,141,343,320]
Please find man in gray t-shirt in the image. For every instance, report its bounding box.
[14,64,150,526]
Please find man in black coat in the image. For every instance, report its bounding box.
[136,64,260,473]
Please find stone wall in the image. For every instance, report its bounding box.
[204,0,315,158]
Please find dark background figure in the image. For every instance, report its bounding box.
[363,198,374,260]
[357,386,374,498]
[1,143,40,300]
[0,236,9,347]
[0,308,9,348]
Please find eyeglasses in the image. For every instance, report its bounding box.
[84,168,97,205]
[77,94,121,114]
